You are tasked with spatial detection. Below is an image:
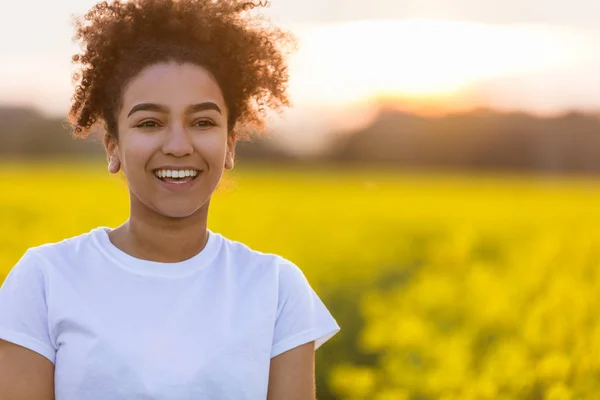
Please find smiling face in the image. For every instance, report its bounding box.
[105,62,236,219]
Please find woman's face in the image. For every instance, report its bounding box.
[105,61,235,219]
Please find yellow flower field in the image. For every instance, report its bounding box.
[2,162,600,399]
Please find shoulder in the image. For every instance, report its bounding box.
[215,232,307,283]
[2,233,87,294]
[216,232,296,269]
[28,228,100,257]
[15,228,104,274]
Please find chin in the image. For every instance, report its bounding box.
[152,200,206,219]
[159,210,201,220]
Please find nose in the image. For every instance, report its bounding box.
[162,122,194,157]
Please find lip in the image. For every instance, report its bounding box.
[152,168,201,192]
[152,165,201,172]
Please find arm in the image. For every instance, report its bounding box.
[0,339,54,400]
[267,341,315,400]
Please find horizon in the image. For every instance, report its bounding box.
[3,1,600,151]
[5,97,600,120]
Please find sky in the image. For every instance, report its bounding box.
[2,0,600,151]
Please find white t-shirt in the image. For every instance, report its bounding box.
[0,228,339,399]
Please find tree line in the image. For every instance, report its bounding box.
[2,105,600,174]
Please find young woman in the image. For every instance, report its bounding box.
[0,1,339,399]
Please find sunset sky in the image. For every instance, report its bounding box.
[2,0,600,150]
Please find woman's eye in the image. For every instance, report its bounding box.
[193,119,215,128]
[137,120,160,128]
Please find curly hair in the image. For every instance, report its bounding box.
[68,0,295,139]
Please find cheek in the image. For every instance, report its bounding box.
[192,133,228,163]
[119,135,157,174]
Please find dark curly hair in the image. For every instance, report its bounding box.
[68,0,295,140]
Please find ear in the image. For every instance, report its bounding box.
[224,134,237,170]
[103,134,121,174]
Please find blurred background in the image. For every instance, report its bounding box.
[3,1,600,399]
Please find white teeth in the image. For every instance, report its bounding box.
[154,169,198,180]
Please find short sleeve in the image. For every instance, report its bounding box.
[0,249,56,363]
[271,260,340,358]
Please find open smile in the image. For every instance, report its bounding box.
[153,168,200,185]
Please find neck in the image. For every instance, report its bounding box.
[109,199,211,263]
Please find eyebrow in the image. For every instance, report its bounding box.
[127,102,222,117]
